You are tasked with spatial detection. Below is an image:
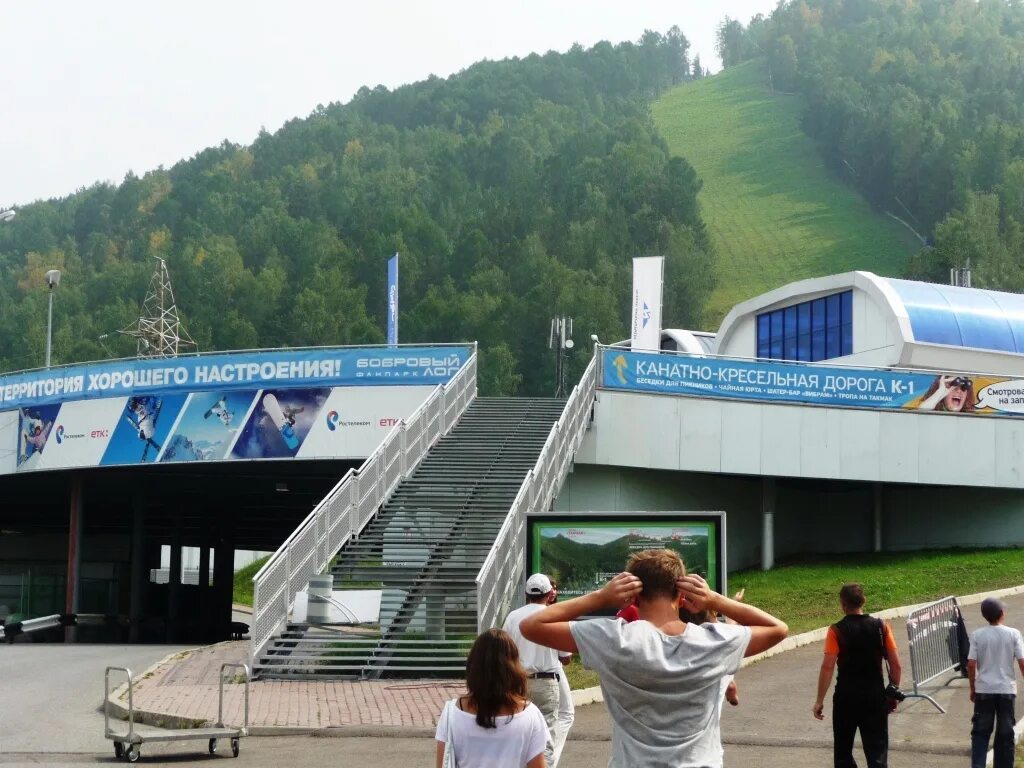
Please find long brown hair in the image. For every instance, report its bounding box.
[464,628,528,729]
[923,375,976,412]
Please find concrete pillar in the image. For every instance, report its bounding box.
[213,506,235,641]
[64,473,84,642]
[167,510,183,643]
[761,477,776,571]
[129,491,146,642]
[873,483,884,554]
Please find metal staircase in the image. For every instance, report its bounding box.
[253,397,566,679]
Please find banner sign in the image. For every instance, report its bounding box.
[387,254,399,346]
[630,256,663,352]
[0,345,471,411]
[602,348,1024,417]
[6,384,436,475]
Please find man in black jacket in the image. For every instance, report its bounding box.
[813,583,903,768]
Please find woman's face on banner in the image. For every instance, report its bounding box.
[944,381,969,411]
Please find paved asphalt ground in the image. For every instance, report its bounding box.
[0,643,188,756]
[1,597,1019,766]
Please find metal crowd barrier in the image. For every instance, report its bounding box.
[905,595,965,713]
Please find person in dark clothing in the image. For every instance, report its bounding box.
[813,583,903,768]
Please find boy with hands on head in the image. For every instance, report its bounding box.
[520,549,788,768]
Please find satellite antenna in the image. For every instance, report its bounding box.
[119,257,197,358]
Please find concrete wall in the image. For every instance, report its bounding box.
[554,464,1024,572]
[578,390,1024,489]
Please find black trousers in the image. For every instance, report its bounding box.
[833,692,888,768]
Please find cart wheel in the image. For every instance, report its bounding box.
[231,738,239,757]
[114,742,124,759]
[209,738,218,754]
[125,745,140,763]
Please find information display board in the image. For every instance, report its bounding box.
[527,512,725,600]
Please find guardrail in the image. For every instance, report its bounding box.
[475,353,598,632]
[250,350,478,668]
[0,612,110,642]
[904,595,966,713]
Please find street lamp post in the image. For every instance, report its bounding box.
[45,269,61,368]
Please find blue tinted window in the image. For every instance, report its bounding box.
[811,329,826,361]
[811,299,826,331]
[783,307,797,359]
[797,304,811,361]
[826,326,840,358]
[757,315,770,357]
[826,294,841,329]
[841,290,853,355]
[757,290,853,362]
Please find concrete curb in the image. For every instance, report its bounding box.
[104,644,219,730]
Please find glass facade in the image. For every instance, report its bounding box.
[756,290,853,362]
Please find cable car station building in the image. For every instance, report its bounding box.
[3,271,1024,680]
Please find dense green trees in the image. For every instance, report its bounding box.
[719,1,1024,292]
[0,33,713,394]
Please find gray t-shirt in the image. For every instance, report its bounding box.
[570,618,751,768]
[969,624,1024,695]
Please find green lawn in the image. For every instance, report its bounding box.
[729,548,1024,635]
[652,60,920,323]
[232,556,270,606]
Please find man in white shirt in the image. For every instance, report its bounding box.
[520,549,788,768]
[503,573,565,766]
[968,597,1024,768]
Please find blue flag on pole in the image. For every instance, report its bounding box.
[387,253,399,346]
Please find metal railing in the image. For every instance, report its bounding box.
[250,350,477,668]
[904,595,965,713]
[0,612,110,642]
[475,354,598,632]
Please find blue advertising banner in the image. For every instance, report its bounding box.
[0,345,471,411]
[600,348,1024,417]
[387,254,399,347]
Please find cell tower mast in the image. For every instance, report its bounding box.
[120,257,197,358]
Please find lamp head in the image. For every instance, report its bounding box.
[45,269,61,289]
[0,209,15,223]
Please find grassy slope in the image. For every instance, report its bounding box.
[729,548,1024,635]
[652,60,920,323]
[232,556,269,606]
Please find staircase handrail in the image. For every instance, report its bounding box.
[475,354,598,632]
[250,349,477,668]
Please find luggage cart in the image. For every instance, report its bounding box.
[104,662,250,762]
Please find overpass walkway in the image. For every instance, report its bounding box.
[249,354,598,679]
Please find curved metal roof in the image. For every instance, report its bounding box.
[883,278,1024,353]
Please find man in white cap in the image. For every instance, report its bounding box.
[503,572,569,765]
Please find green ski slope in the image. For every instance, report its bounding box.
[653,60,919,323]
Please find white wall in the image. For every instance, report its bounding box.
[554,464,1024,571]
[578,390,1024,489]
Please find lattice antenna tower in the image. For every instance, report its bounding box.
[120,257,197,358]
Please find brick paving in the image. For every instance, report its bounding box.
[123,641,465,728]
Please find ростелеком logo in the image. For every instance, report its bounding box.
[325,410,340,431]
[55,425,65,444]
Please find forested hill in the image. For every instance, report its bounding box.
[719,0,1024,293]
[0,31,712,396]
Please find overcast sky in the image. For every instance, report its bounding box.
[0,1,776,206]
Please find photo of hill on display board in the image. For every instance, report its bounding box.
[530,518,719,599]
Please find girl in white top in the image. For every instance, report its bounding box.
[435,628,549,768]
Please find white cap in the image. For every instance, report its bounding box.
[525,573,553,596]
